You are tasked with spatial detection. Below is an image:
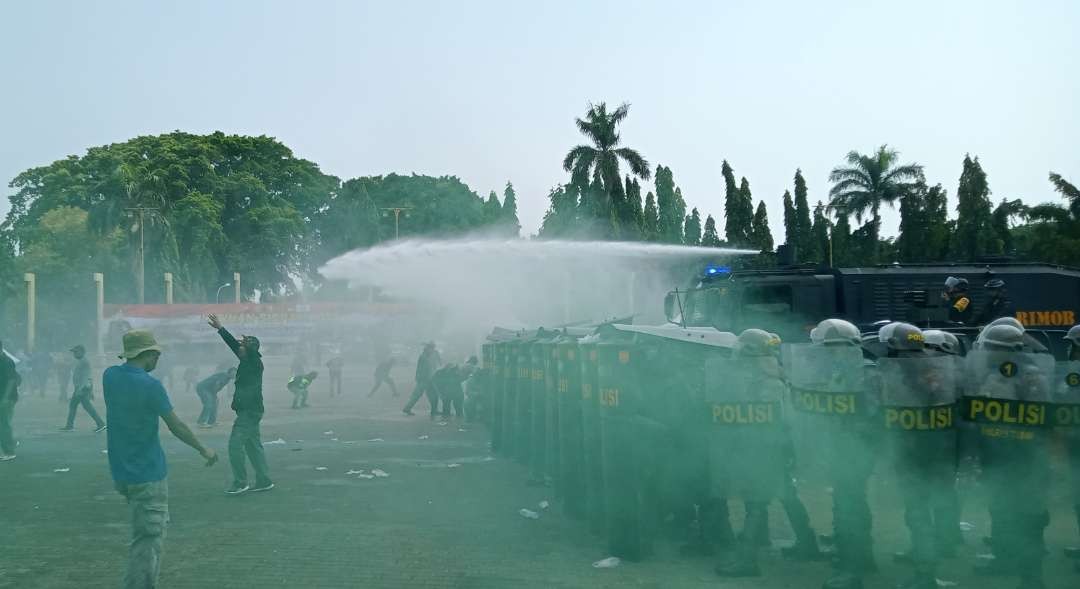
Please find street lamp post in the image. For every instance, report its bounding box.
[380,206,413,240]
[215,283,232,304]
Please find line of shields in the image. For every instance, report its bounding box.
[476,323,1080,565]
[479,323,738,561]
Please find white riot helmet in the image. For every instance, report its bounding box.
[878,322,899,344]
[735,328,781,357]
[923,330,961,356]
[884,322,925,352]
[1065,325,1080,346]
[979,324,1025,351]
[810,318,861,346]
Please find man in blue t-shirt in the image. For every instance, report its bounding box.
[104,330,218,589]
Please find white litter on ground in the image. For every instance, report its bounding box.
[367,438,384,442]
[53,468,70,473]
[371,469,389,478]
[330,438,339,442]
[357,474,375,480]
[346,470,365,475]
[518,509,540,519]
[592,557,620,568]
[458,428,467,432]
[315,466,328,471]
[264,438,287,445]
[935,579,958,588]
[100,450,108,454]
[958,521,975,532]
[418,435,429,440]
[323,430,335,435]
[539,500,550,510]
[447,463,461,468]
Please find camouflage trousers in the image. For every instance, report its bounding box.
[116,479,169,589]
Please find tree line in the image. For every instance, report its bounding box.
[539,102,1080,271]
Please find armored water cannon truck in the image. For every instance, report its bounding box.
[665,262,1080,344]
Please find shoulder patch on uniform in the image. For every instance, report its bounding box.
[953,297,970,312]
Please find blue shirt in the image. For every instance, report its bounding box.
[103,364,174,484]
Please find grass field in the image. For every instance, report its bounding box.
[2,360,1079,588]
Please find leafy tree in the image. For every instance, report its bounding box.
[1013,172,1080,267]
[793,169,813,260]
[701,215,721,247]
[750,200,774,252]
[952,155,994,260]
[621,176,644,240]
[722,160,751,245]
[897,181,949,262]
[828,145,924,262]
[990,198,1026,255]
[539,184,579,238]
[831,213,853,266]
[501,182,521,237]
[684,208,702,246]
[810,201,830,264]
[782,190,797,250]
[642,192,659,241]
[562,102,650,238]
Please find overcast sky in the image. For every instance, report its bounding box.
[2,0,1077,242]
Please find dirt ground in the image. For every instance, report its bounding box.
[2,359,1079,588]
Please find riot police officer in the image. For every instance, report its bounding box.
[942,277,973,325]
[975,279,1016,326]
[710,329,787,577]
[878,323,959,589]
[786,318,877,589]
[966,323,1052,588]
[1059,325,1080,571]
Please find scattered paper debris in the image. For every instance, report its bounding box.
[100,450,108,454]
[264,438,287,445]
[483,456,495,462]
[935,580,958,588]
[539,500,550,510]
[323,430,335,435]
[418,435,429,440]
[330,438,339,442]
[592,557,621,569]
[437,422,448,426]
[346,470,365,475]
[315,466,328,471]
[447,463,461,468]
[371,469,389,478]
[357,474,375,480]
[458,428,468,432]
[519,508,540,519]
[958,521,975,532]
[53,468,70,473]
[367,438,384,443]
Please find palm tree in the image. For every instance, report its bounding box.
[827,145,924,258]
[563,102,650,237]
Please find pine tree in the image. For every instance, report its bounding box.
[656,165,685,243]
[684,208,702,245]
[539,184,577,238]
[737,177,755,246]
[722,160,748,245]
[952,155,993,261]
[642,192,659,241]
[701,215,721,247]
[832,213,853,266]
[811,201,829,264]
[501,182,521,237]
[793,169,812,260]
[621,176,644,240]
[750,200,774,252]
[483,190,502,225]
[782,189,797,249]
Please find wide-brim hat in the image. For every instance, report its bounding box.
[120,330,162,360]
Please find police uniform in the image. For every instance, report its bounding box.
[878,323,958,589]
[709,330,787,577]
[964,325,1052,587]
[948,293,973,324]
[1058,326,1080,569]
[785,319,878,589]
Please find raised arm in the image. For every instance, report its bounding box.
[208,314,241,358]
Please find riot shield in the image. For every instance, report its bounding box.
[877,354,958,479]
[703,354,786,502]
[1053,360,1080,428]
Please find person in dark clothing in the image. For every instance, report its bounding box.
[0,341,20,461]
[288,371,318,409]
[402,343,441,416]
[325,356,344,397]
[31,349,52,397]
[207,314,273,495]
[196,367,235,427]
[368,358,398,397]
[941,276,973,325]
[434,364,466,420]
[974,279,1016,326]
[61,345,106,433]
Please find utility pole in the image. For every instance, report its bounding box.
[380,206,413,240]
[125,207,158,304]
[164,273,173,304]
[93,273,105,358]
